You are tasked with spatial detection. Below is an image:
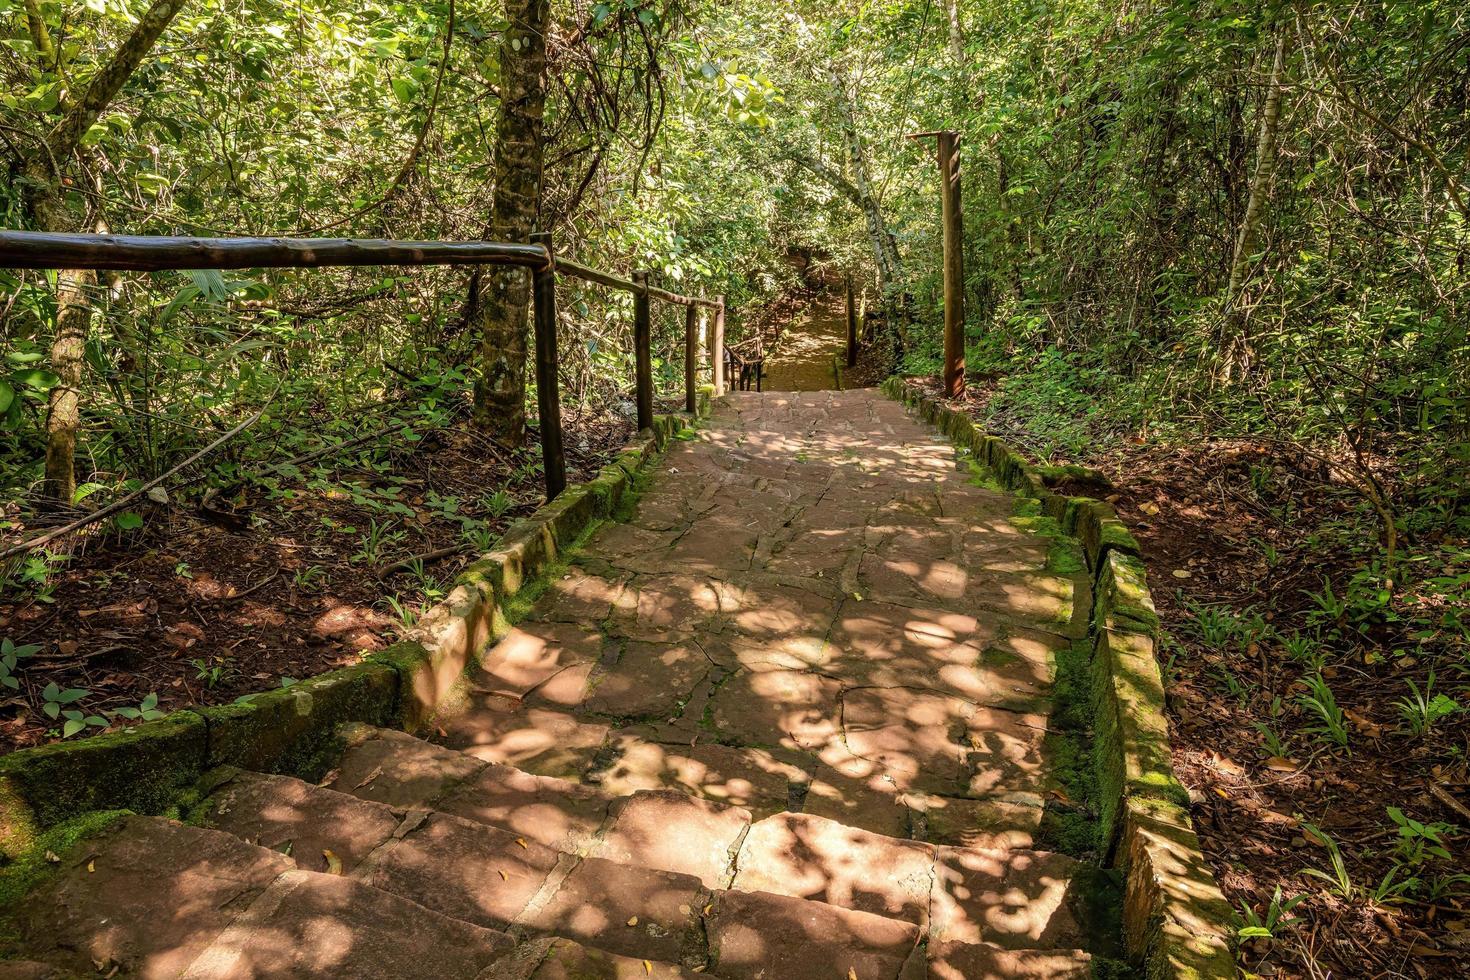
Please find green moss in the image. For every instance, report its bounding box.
[0,809,127,944]
[0,713,206,858]
[1047,538,1087,576]
[1034,640,1101,857]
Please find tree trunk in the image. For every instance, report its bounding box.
[827,68,904,305]
[1221,33,1288,378]
[943,0,964,65]
[472,0,550,443]
[25,0,191,502]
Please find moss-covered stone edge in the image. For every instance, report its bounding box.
[881,377,1235,980]
[0,401,713,864]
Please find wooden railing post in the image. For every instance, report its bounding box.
[938,130,966,398]
[684,304,698,413]
[711,297,726,396]
[845,273,858,368]
[530,231,566,500]
[633,271,654,431]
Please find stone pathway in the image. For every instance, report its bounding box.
[10,389,1124,979]
[760,296,846,391]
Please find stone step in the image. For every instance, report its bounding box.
[323,726,1121,956]
[436,692,1063,851]
[8,814,512,980]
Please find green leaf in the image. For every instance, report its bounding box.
[115,512,144,531]
[391,77,417,103]
[0,380,13,415]
[12,369,59,391]
[62,718,86,738]
[72,482,108,506]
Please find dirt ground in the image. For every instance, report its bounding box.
[0,410,636,754]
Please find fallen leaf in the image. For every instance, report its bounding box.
[1139,501,1161,516]
[1263,756,1299,773]
[87,859,95,873]
[627,916,639,927]
[516,838,527,849]
[644,962,652,975]
[497,869,508,881]
[1172,569,1192,579]
[324,850,342,875]
[354,766,383,790]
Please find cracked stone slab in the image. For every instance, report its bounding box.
[706,888,920,980]
[470,621,606,699]
[591,731,802,816]
[582,639,712,718]
[180,868,511,978]
[328,726,486,809]
[483,937,703,979]
[440,694,611,779]
[929,846,1117,953]
[353,811,560,930]
[596,789,751,889]
[518,856,709,965]
[432,759,614,854]
[733,812,934,924]
[706,669,842,751]
[199,771,400,876]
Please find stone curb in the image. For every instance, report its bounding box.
[881,377,1235,980]
[0,395,713,859]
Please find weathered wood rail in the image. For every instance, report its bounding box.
[0,229,727,503]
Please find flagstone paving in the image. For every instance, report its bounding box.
[8,389,1127,979]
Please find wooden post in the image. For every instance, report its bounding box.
[633,272,654,431]
[684,304,698,413]
[845,274,858,368]
[937,130,965,398]
[711,297,726,396]
[530,232,566,500]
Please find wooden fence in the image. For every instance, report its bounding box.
[0,230,728,502]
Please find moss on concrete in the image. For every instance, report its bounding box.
[201,663,398,779]
[0,713,206,859]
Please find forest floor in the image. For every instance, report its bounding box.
[0,408,638,754]
[917,376,1470,979]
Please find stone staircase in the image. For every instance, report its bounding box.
[13,722,1117,978]
[6,390,1140,978]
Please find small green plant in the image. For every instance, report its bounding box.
[351,519,402,565]
[1252,721,1289,759]
[462,524,496,554]
[1281,630,1327,673]
[1425,873,1470,901]
[1298,673,1350,748]
[1386,807,1454,866]
[1305,577,1347,627]
[379,594,418,628]
[404,559,446,603]
[1368,865,1419,904]
[190,657,232,689]
[0,637,40,690]
[1300,823,1355,899]
[40,682,107,738]
[109,693,165,722]
[291,565,327,592]
[1189,602,1236,649]
[173,562,193,579]
[1235,885,1305,941]
[1395,671,1460,737]
[482,489,514,518]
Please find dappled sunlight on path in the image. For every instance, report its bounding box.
[761,295,848,391]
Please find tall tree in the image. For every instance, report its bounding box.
[20,0,192,502]
[472,0,550,444]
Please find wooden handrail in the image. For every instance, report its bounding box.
[0,231,551,272]
[0,228,727,506]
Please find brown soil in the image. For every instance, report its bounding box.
[0,407,637,755]
[918,376,1470,978]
